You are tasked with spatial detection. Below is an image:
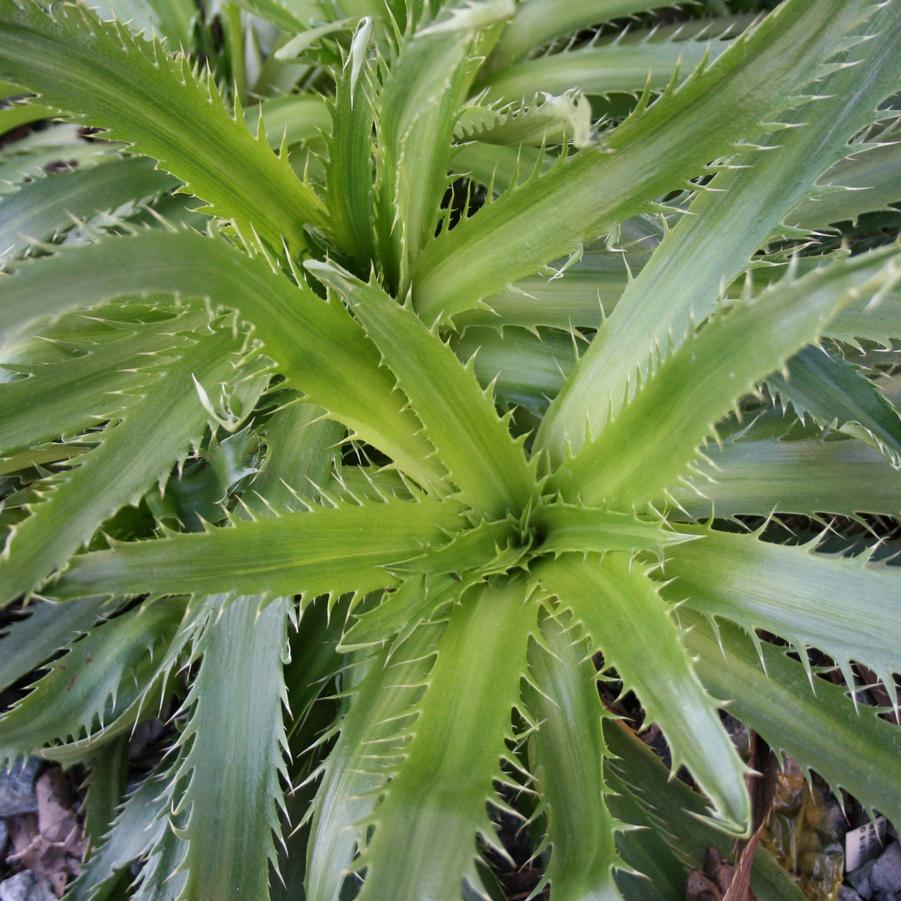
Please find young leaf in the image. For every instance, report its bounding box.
[534,502,696,556]
[374,0,514,293]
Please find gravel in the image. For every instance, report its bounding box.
[0,872,56,901]
[870,842,901,899]
[0,761,41,818]
[846,841,901,901]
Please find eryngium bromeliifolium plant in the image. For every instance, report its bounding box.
[0,0,900,896]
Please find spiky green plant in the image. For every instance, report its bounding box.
[0,0,900,897]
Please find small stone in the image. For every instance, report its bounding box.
[0,761,42,818]
[871,843,901,896]
[0,872,56,901]
[840,888,865,901]
[848,857,877,898]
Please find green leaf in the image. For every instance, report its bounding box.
[413,0,868,323]
[534,502,697,556]
[485,0,668,71]
[604,723,807,901]
[526,611,624,900]
[305,626,440,901]
[452,249,629,331]
[0,124,113,192]
[455,90,593,148]
[666,436,901,518]
[452,325,574,412]
[49,495,466,601]
[480,28,734,103]
[228,0,317,32]
[789,139,901,230]
[309,262,534,516]
[549,246,901,509]
[324,18,377,266]
[537,0,901,459]
[665,525,901,696]
[767,346,901,467]
[0,302,210,456]
[0,325,248,604]
[250,402,344,513]
[67,767,171,901]
[0,0,327,250]
[826,281,901,344]
[537,552,750,836]
[175,595,290,901]
[341,518,522,649]
[0,96,55,133]
[0,154,175,260]
[356,577,537,900]
[682,611,901,825]
[374,0,514,293]
[0,231,442,489]
[0,598,184,765]
[82,735,129,854]
[84,0,197,48]
[244,93,332,148]
[0,595,108,694]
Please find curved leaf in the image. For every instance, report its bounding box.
[683,611,901,825]
[538,0,901,458]
[0,0,327,249]
[486,0,667,71]
[767,345,901,467]
[550,247,901,509]
[481,29,734,103]
[0,156,176,262]
[0,326,247,604]
[0,598,184,765]
[0,302,210,457]
[310,262,534,516]
[537,553,750,836]
[0,230,442,489]
[413,0,867,323]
